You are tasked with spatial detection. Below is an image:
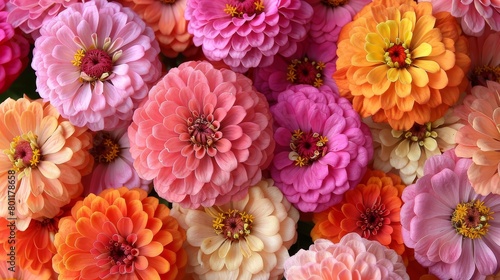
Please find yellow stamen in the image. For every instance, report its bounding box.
[72,49,86,67]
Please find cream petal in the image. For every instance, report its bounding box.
[407,142,422,161]
[37,161,61,179]
[394,140,410,158]
[217,239,231,258]
[225,242,243,270]
[243,252,264,275]
[423,137,438,151]
[244,235,264,252]
[187,224,219,246]
[209,252,225,271]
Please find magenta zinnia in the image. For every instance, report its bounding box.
[128,60,275,209]
[32,0,162,131]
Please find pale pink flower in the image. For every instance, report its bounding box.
[419,0,500,36]
[284,233,409,280]
[170,179,299,279]
[467,26,500,86]
[128,60,275,209]
[185,0,313,72]
[32,0,162,131]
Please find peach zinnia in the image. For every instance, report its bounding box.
[0,97,92,230]
[52,187,187,280]
[334,0,471,131]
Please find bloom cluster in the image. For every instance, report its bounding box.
[0,0,500,279]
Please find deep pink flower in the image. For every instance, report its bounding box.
[305,0,372,45]
[270,85,373,213]
[0,11,30,94]
[6,0,81,40]
[252,40,338,104]
[31,0,162,131]
[419,0,500,36]
[82,127,152,196]
[185,0,313,73]
[401,150,500,279]
[128,60,275,209]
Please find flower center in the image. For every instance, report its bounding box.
[451,200,493,239]
[73,49,113,82]
[320,0,349,7]
[4,132,41,174]
[38,217,59,243]
[287,57,326,88]
[224,0,264,17]
[104,233,139,274]
[159,0,176,3]
[471,65,500,87]
[289,129,328,167]
[403,122,437,147]
[356,200,390,238]
[90,132,120,163]
[187,112,222,148]
[212,209,254,241]
[385,43,411,68]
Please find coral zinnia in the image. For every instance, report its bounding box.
[401,150,500,279]
[52,187,187,280]
[334,0,471,131]
[170,179,299,279]
[311,169,406,255]
[270,84,373,212]
[32,0,162,131]
[284,234,409,280]
[0,97,92,230]
[128,60,275,209]
[455,81,500,195]
[185,0,313,72]
[82,127,152,196]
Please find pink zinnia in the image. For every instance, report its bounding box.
[270,85,373,213]
[32,0,162,131]
[185,0,313,72]
[82,127,152,196]
[128,60,275,209]
[419,0,500,36]
[284,234,409,280]
[400,150,500,279]
[0,10,30,94]
[252,40,338,104]
[305,0,372,45]
[467,26,500,86]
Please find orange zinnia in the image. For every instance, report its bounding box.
[334,0,471,131]
[311,169,406,255]
[52,187,187,280]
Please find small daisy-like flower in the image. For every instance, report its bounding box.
[270,85,373,212]
[171,179,299,280]
[52,187,187,280]
[467,26,500,87]
[284,234,409,280]
[185,0,313,72]
[455,81,500,195]
[128,61,275,209]
[334,0,471,131]
[32,0,162,131]
[82,127,152,196]
[401,150,500,279]
[0,97,92,230]
[366,107,462,185]
[311,169,406,255]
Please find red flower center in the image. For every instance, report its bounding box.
[14,141,35,166]
[224,0,265,17]
[357,201,390,238]
[187,112,222,148]
[80,49,113,80]
[471,65,500,86]
[385,44,410,68]
[7,132,41,173]
[104,234,139,274]
[321,0,349,7]
[287,57,326,88]
[289,129,328,167]
[90,132,121,163]
[160,0,176,3]
[212,209,254,241]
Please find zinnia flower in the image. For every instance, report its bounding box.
[170,179,299,279]
[32,0,162,131]
[270,84,373,212]
[115,0,195,58]
[311,169,406,255]
[467,26,500,87]
[185,0,313,72]
[366,107,462,185]
[419,0,500,36]
[52,187,187,280]
[0,97,92,230]
[128,60,275,209]
[0,10,30,94]
[252,40,338,104]
[333,0,471,131]
[455,81,500,195]
[283,233,410,280]
[0,261,52,280]
[82,127,152,196]
[400,150,500,279]
[6,0,81,40]
[305,0,372,45]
